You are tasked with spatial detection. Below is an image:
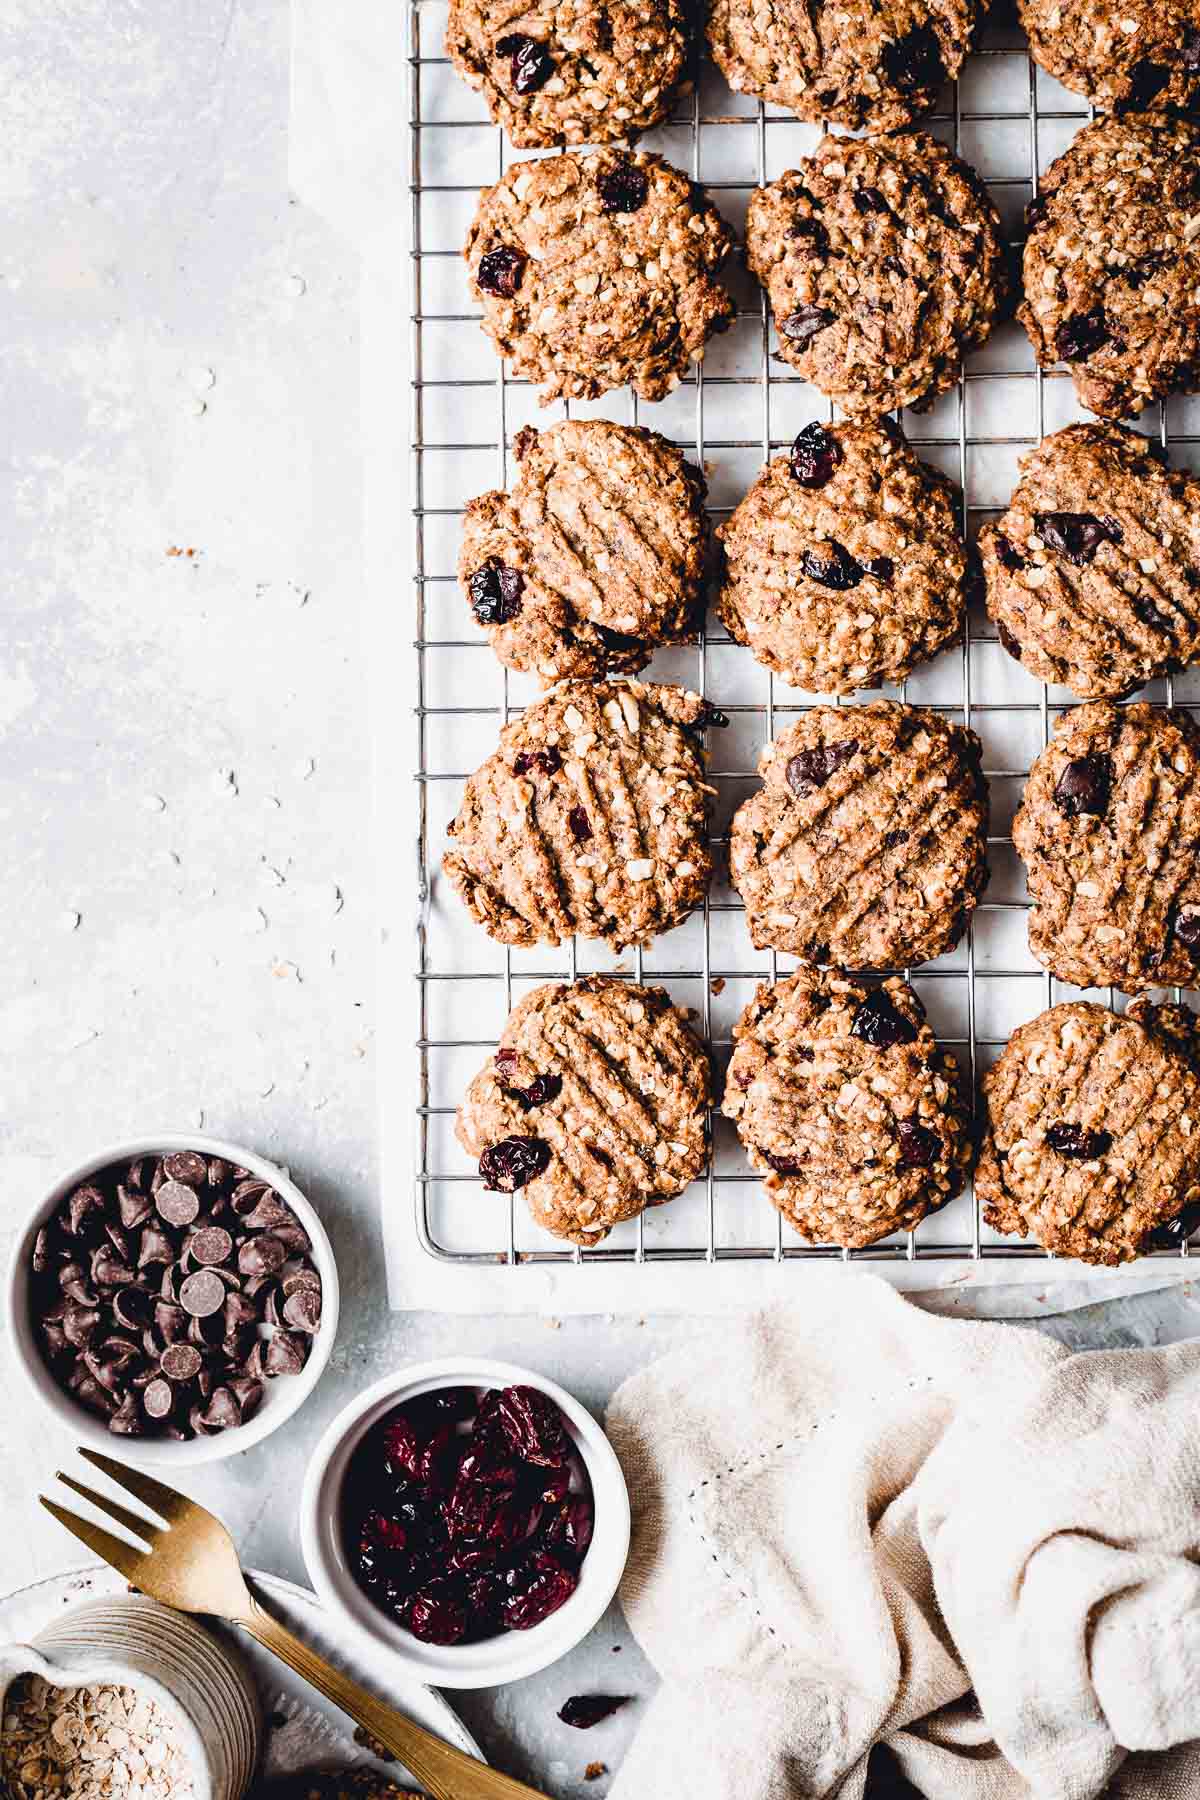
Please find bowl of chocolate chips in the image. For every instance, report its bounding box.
[10,1135,338,1464]
[300,1359,631,1687]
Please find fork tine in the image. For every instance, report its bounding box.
[39,1498,148,1585]
[77,1448,194,1525]
[55,1473,162,1546]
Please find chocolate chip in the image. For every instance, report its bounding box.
[494,33,554,95]
[155,1300,187,1343]
[143,1377,175,1420]
[997,620,1023,662]
[108,1393,146,1436]
[852,187,890,215]
[851,989,919,1049]
[112,1286,152,1332]
[477,245,525,298]
[882,21,944,91]
[1054,754,1111,819]
[1149,1200,1200,1250]
[163,1151,208,1186]
[568,805,593,843]
[201,1386,243,1430]
[785,739,859,796]
[780,306,834,346]
[1055,308,1110,363]
[596,160,648,214]
[469,559,523,626]
[786,215,829,255]
[790,421,842,489]
[1046,1121,1111,1159]
[156,1180,200,1227]
[179,1269,226,1319]
[190,1226,233,1267]
[264,1330,308,1377]
[865,555,895,585]
[882,828,909,850]
[593,623,645,656]
[282,1287,322,1332]
[896,1120,939,1168]
[161,1342,203,1382]
[239,1232,286,1276]
[1125,59,1169,105]
[228,1375,265,1419]
[117,1185,153,1230]
[801,540,865,590]
[1034,511,1121,566]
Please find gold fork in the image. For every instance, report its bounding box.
[41,1449,554,1800]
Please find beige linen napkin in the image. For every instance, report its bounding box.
[605,1274,1200,1799]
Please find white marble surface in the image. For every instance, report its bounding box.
[5,2,1200,1794]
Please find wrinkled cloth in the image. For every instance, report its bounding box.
[605,1274,1200,1799]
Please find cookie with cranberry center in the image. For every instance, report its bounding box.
[723,970,970,1249]
[717,420,968,695]
[459,421,709,684]
[456,976,710,1245]
[977,998,1200,1264]
[1018,0,1200,118]
[980,424,1200,699]
[465,149,735,404]
[1019,113,1200,421]
[444,678,715,950]
[745,131,1006,421]
[729,701,989,970]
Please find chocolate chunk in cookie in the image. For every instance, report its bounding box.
[1018,0,1200,117]
[1019,113,1200,420]
[444,679,714,950]
[723,971,970,1248]
[717,420,968,695]
[459,422,708,684]
[457,977,710,1245]
[446,0,688,149]
[978,998,1200,1264]
[745,131,1006,420]
[1014,701,1200,994]
[465,150,735,404]
[729,701,989,969]
[979,424,1200,697]
[706,0,979,132]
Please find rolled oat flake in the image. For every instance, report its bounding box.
[1,1673,195,1800]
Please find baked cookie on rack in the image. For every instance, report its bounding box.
[706,0,979,132]
[444,678,715,950]
[464,149,735,403]
[459,420,709,684]
[979,423,1200,698]
[456,975,710,1245]
[745,131,1006,421]
[1019,112,1200,420]
[1018,0,1200,117]
[977,998,1200,1264]
[729,701,989,969]
[723,970,970,1249]
[1013,702,1200,994]
[445,0,689,148]
[717,420,968,695]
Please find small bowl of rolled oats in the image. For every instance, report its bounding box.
[0,1592,261,1800]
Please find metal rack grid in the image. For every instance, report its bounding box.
[407,7,1200,1268]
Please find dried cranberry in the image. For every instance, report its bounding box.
[469,559,523,624]
[765,1153,806,1175]
[1174,906,1200,950]
[1034,512,1121,566]
[882,829,909,850]
[465,1567,509,1632]
[594,623,645,655]
[494,33,554,95]
[1125,59,1169,105]
[360,1510,410,1554]
[1133,593,1174,633]
[596,160,648,214]
[445,1473,543,1549]
[479,1136,551,1191]
[384,1413,457,1491]
[1054,754,1111,819]
[992,533,1023,573]
[787,216,829,255]
[497,1384,569,1466]
[896,1121,939,1168]
[801,540,865,590]
[790,421,842,489]
[543,1493,594,1558]
[882,22,945,91]
[558,1696,632,1729]
[865,555,894,585]
[785,739,859,796]
[781,306,834,345]
[1055,308,1109,363]
[1149,1200,1200,1250]
[568,805,593,842]
[501,1551,578,1630]
[851,988,919,1049]
[1046,1122,1111,1160]
[408,1579,469,1645]
[997,620,1023,662]
[513,748,562,777]
[513,1073,563,1109]
[852,187,889,215]
[477,245,526,298]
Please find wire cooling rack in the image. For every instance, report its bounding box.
[406,4,1200,1268]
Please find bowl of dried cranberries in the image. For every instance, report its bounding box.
[300,1358,631,1687]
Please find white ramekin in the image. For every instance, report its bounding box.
[300,1357,631,1689]
[7,1133,339,1466]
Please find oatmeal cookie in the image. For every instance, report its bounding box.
[1018,0,1200,116]
[460,421,708,684]
[723,970,970,1248]
[1019,113,1200,421]
[444,678,714,949]
[465,149,735,403]
[980,423,1200,698]
[446,0,689,149]
[745,131,1006,421]
[456,976,710,1244]
[730,702,989,969]
[706,0,979,133]
[1013,702,1200,994]
[717,420,968,695]
[977,998,1200,1264]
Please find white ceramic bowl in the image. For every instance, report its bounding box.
[301,1357,631,1689]
[8,1133,339,1466]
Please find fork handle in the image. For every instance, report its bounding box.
[239,1597,554,1800]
